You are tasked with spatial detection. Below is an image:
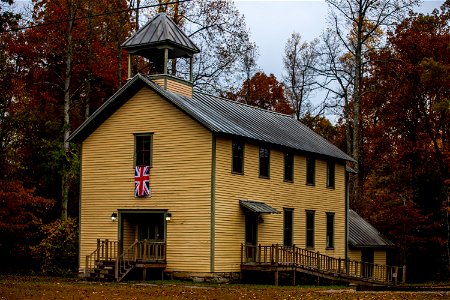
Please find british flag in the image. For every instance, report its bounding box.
[135,165,151,197]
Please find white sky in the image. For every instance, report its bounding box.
[235,0,445,81]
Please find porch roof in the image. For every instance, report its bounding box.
[349,209,394,248]
[239,200,280,214]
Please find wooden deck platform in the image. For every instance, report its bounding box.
[241,244,406,286]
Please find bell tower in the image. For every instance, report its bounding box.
[121,13,200,97]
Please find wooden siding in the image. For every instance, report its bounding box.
[152,78,193,98]
[374,250,387,266]
[348,249,361,261]
[79,87,212,273]
[214,138,346,272]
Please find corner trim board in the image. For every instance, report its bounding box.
[210,133,216,272]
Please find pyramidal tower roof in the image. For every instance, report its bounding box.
[121,13,200,59]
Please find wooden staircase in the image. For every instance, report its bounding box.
[84,239,166,282]
[241,244,406,286]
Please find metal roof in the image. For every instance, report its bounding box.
[68,74,355,163]
[121,13,200,59]
[349,209,394,248]
[239,200,280,214]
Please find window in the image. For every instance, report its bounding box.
[259,145,270,178]
[232,140,244,174]
[327,160,335,188]
[306,157,315,185]
[306,210,315,249]
[326,213,335,249]
[283,208,293,247]
[284,151,294,182]
[135,134,152,166]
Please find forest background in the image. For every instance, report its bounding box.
[0,0,449,282]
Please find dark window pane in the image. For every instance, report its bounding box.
[327,161,335,188]
[284,209,293,247]
[259,145,270,178]
[232,140,244,174]
[284,151,294,181]
[326,213,335,249]
[135,135,151,166]
[306,157,315,185]
[306,211,315,248]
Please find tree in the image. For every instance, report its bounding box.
[11,0,131,219]
[282,32,320,120]
[151,0,255,94]
[361,4,450,281]
[325,0,420,208]
[228,72,294,115]
[0,0,20,32]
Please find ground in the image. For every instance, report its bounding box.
[1,276,450,299]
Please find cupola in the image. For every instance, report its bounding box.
[121,13,200,97]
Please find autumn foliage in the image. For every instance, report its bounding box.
[357,4,450,281]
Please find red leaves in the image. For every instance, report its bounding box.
[231,72,294,115]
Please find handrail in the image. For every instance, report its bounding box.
[115,239,139,281]
[241,244,406,285]
[84,239,119,277]
[115,240,167,281]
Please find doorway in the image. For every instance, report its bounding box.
[245,213,258,262]
[361,249,374,278]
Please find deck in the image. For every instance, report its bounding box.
[84,239,167,282]
[241,244,406,286]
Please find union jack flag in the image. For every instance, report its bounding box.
[135,165,150,197]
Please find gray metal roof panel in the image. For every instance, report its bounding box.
[70,74,355,163]
[121,13,200,54]
[349,209,394,248]
[152,87,354,162]
[239,200,280,214]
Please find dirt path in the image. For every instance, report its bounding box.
[1,276,450,299]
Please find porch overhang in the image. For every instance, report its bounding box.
[239,200,280,214]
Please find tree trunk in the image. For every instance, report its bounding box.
[61,0,76,220]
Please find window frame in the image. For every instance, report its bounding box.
[283,208,294,247]
[326,212,335,249]
[306,156,315,185]
[231,139,244,174]
[134,133,153,167]
[306,210,315,249]
[284,150,294,182]
[259,144,270,178]
[327,160,335,188]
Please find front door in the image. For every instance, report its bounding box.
[135,213,165,261]
[138,213,165,242]
[245,213,258,262]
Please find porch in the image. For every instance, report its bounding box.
[241,244,406,286]
[84,239,166,282]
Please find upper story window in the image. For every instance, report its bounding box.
[232,140,244,174]
[326,212,335,249]
[327,160,335,188]
[306,210,315,249]
[259,145,270,178]
[306,156,315,185]
[135,134,152,166]
[284,150,294,182]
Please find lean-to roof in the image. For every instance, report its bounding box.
[349,209,394,248]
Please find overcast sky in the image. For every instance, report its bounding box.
[234,0,445,80]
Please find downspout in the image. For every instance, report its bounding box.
[78,144,83,275]
[345,169,349,262]
[210,133,216,273]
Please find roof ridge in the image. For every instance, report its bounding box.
[193,91,295,119]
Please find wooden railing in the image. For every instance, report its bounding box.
[115,240,166,281]
[84,239,119,277]
[241,244,406,285]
